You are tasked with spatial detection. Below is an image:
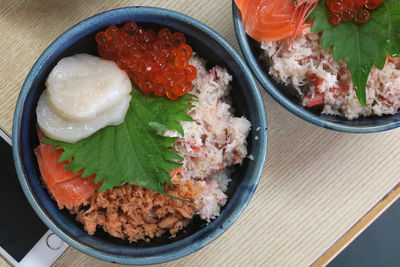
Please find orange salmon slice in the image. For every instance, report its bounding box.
[35,129,101,209]
[49,174,100,209]
[235,0,311,42]
[35,142,76,188]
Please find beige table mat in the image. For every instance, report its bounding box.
[1,1,400,266]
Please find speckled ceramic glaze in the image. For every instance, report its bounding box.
[232,2,400,133]
[12,7,267,265]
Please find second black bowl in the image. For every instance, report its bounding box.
[232,1,400,133]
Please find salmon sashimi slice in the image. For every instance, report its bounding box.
[35,128,101,209]
[235,0,312,42]
[49,174,101,209]
[36,127,76,188]
[35,141,76,188]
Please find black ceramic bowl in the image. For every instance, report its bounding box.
[232,2,400,133]
[12,7,267,265]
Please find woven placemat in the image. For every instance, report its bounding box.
[1,1,400,266]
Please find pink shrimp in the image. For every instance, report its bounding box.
[291,0,319,43]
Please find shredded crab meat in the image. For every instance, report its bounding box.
[165,56,251,181]
[262,32,400,119]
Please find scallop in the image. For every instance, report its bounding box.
[46,54,131,122]
[37,90,131,143]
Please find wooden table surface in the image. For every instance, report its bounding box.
[2,1,400,266]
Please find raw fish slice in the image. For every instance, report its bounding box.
[35,129,101,209]
[235,0,311,42]
[37,90,131,143]
[49,174,101,209]
[35,139,76,188]
[46,54,131,122]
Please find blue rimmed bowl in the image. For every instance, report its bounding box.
[12,6,267,265]
[232,2,400,133]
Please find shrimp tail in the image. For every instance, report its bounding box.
[291,0,319,45]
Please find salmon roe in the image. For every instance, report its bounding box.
[96,23,197,100]
[326,0,383,25]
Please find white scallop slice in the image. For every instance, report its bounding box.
[46,54,131,122]
[37,90,131,143]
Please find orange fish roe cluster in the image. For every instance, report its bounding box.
[326,0,383,25]
[95,23,197,100]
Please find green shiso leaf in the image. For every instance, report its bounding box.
[43,83,196,200]
[308,0,400,105]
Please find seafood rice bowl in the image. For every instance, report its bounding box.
[13,6,266,265]
[233,0,400,132]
